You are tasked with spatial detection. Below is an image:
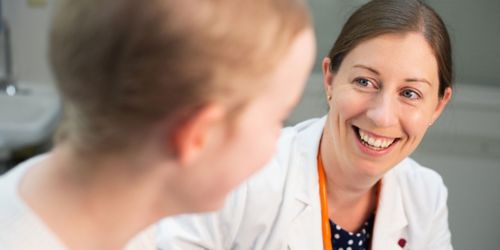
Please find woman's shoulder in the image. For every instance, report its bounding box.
[231,117,325,210]
[275,116,326,159]
[393,158,446,188]
[390,158,448,209]
[278,117,324,146]
[254,116,325,176]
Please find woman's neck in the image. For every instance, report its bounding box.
[319,131,380,233]
[19,146,172,250]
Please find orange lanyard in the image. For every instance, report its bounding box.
[317,153,333,250]
[317,153,381,250]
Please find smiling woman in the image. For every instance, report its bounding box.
[158,1,454,250]
[322,31,451,180]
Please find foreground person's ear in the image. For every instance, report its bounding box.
[171,104,226,166]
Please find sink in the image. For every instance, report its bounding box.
[0,82,61,151]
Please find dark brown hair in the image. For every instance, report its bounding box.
[327,0,452,97]
[50,0,310,155]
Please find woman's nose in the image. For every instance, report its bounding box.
[366,94,398,128]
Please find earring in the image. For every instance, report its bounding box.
[327,95,332,101]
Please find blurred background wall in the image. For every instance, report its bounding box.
[2,0,55,85]
[2,0,500,249]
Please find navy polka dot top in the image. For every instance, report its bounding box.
[329,213,375,250]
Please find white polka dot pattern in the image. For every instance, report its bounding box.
[329,213,375,250]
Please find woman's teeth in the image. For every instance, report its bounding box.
[358,129,395,150]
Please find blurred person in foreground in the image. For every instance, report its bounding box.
[0,0,315,249]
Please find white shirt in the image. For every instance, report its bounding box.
[0,155,155,250]
[157,117,453,250]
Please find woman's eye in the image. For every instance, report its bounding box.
[354,78,373,88]
[401,89,420,100]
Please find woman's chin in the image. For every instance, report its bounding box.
[352,159,392,178]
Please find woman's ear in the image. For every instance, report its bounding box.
[169,104,226,166]
[430,87,453,125]
[322,57,334,102]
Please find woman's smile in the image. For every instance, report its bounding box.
[352,125,400,157]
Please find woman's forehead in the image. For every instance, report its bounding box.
[340,32,439,82]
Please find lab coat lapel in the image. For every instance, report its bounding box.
[371,168,409,250]
[286,152,323,250]
[287,117,325,250]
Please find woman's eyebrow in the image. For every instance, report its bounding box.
[353,64,380,75]
[405,78,432,87]
[354,64,432,87]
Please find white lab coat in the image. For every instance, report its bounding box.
[157,117,453,250]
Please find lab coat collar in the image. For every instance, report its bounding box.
[371,165,409,249]
[287,117,326,249]
[287,116,409,249]
[293,116,326,206]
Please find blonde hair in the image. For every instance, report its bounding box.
[50,0,311,155]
